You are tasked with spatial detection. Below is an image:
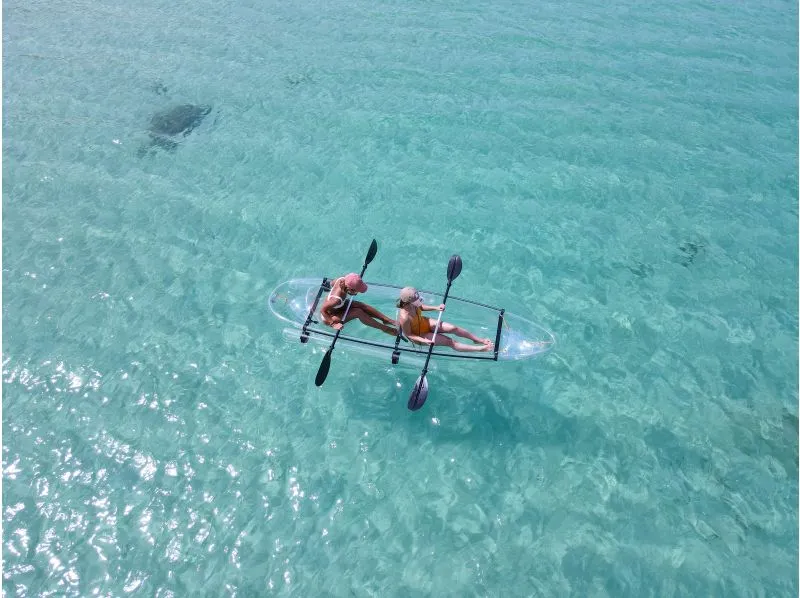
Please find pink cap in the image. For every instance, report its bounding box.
[343,273,368,293]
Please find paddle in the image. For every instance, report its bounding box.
[407,254,463,411]
[314,239,378,387]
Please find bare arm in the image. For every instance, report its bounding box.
[319,278,346,326]
[420,303,445,312]
[319,296,341,324]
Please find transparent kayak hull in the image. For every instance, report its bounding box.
[268,278,555,363]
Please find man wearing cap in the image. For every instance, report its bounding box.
[319,273,396,335]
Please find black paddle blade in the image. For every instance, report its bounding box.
[315,350,332,386]
[365,239,378,266]
[407,375,429,411]
[447,255,463,282]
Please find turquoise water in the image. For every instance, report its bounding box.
[3,0,798,594]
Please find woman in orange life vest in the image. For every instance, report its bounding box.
[320,273,396,335]
[396,287,493,352]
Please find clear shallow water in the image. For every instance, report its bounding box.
[3,0,797,595]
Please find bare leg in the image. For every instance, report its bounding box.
[345,306,397,335]
[351,301,394,325]
[436,321,493,346]
[428,333,492,353]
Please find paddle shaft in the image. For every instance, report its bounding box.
[407,254,463,409]
[326,295,355,348]
[416,279,455,380]
[315,239,378,387]
[324,242,375,350]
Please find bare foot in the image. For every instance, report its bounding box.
[478,342,493,352]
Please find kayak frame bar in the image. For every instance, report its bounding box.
[300,277,330,339]
[493,309,505,361]
[366,281,504,312]
[301,326,497,361]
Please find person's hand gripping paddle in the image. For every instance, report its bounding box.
[407,254,462,411]
[314,239,378,387]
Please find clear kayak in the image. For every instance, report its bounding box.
[268,278,555,365]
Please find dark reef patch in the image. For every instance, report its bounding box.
[139,104,212,157]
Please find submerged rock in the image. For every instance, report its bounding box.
[677,240,704,267]
[151,81,169,96]
[139,104,211,156]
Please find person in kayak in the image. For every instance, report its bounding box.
[320,273,396,335]
[396,287,493,352]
